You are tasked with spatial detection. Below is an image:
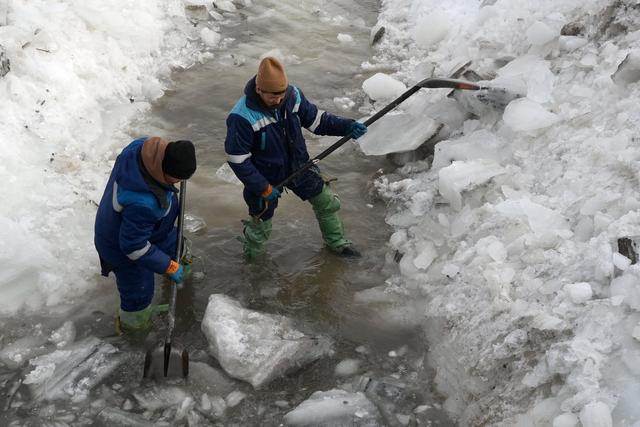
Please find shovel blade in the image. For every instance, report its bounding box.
[143,342,189,380]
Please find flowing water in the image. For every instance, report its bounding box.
[0,0,454,425]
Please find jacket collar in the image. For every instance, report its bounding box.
[244,76,292,114]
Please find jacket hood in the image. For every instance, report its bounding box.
[140,137,171,185]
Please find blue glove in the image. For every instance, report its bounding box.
[349,122,368,139]
[166,260,185,283]
[259,184,281,210]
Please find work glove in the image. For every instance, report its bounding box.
[166,260,185,283]
[259,184,281,210]
[349,122,368,139]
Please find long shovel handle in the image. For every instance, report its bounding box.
[253,78,483,219]
[164,181,187,374]
[275,78,482,191]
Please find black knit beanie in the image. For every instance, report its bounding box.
[162,140,197,179]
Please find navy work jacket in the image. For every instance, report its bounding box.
[224,77,354,195]
[94,138,179,274]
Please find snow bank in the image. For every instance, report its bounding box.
[370,0,640,424]
[0,1,212,314]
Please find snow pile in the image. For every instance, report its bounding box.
[369,0,640,424]
[201,294,334,388]
[0,1,214,314]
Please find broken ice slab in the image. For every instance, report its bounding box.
[0,334,49,369]
[358,112,441,156]
[133,385,191,411]
[284,389,383,426]
[201,294,333,389]
[24,336,126,402]
[438,159,506,211]
[612,51,640,86]
[97,407,154,427]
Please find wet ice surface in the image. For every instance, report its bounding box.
[0,0,453,425]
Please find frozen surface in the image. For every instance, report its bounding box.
[25,337,126,402]
[201,294,333,388]
[370,0,640,423]
[284,389,382,426]
[438,159,506,211]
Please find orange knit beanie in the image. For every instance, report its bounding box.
[256,57,288,92]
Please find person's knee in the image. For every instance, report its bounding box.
[311,185,341,214]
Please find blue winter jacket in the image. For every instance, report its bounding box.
[94,138,179,274]
[224,77,355,195]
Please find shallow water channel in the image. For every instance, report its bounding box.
[0,0,454,425]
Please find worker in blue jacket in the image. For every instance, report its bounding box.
[94,137,196,332]
[224,57,367,259]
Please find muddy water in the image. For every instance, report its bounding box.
[0,0,454,425]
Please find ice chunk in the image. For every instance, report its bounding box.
[333,96,355,111]
[201,294,333,388]
[558,36,588,52]
[495,198,568,234]
[503,98,559,131]
[134,386,190,410]
[362,73,406,101]
[97,407,154,426]
[579,402,612,427]
[497,56,555,103]
[580,193,620,215]
[438,159,506,210]
[475,236,507,262]
[611,272,640,310]
[225,390,247,407]
[0,334,48,368]
[414,11,449,49]
[200,28,221,47]
[334,359,360,377]
[413,242,437,270]
[432,130,511,170]
[553,412,578,427]
[216,163,242,185]
[526,21,557,46]
[49,321,76,348]
[563,282,592,304]
[612,253,632,271]
[337,33,353,43]
[284,389,382,426]
[441,264,459,277]
[358,112,440,155]
[612,51,640,86]
[25,337,126,402]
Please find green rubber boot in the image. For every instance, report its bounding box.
[309,185,353,253]
[116,304,169,335]
[239,217,272,259]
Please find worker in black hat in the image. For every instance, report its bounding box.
[94,136,197,333]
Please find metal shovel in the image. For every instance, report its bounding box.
[143,180,189,379]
